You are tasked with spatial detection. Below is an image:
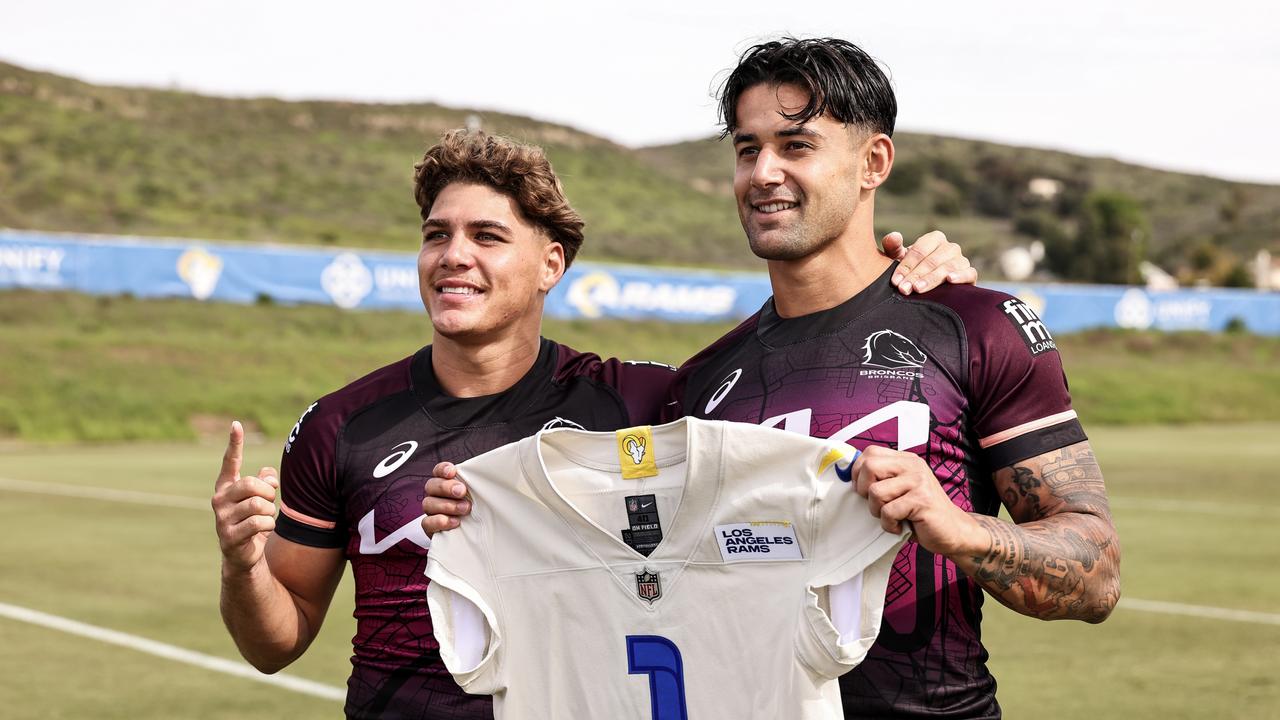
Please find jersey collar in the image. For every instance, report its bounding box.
[756,262,900,347]
[412,338,558,429]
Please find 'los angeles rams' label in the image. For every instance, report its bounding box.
[715,522,802,562]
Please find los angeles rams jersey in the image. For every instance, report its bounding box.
[425,417,908,719]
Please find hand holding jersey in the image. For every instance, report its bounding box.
[851,445,986,556]
[212,421,280,573]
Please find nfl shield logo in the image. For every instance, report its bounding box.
[628,497,640,513]
[635,569,661,603]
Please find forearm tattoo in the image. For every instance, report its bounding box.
[965,443,1121,622]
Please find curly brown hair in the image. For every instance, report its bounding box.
[413,129,585,267]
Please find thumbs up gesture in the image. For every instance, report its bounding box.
[212,421,280,573]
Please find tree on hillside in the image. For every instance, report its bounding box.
[1046,191,1150,284]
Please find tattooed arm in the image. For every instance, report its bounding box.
[963,441,1121,622]
[853,440,1121,623]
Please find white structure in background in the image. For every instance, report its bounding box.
[1139,261,1179,290]
[1255,250,1280,291]
[1026,178,1062,201]
[999,241,1045,281]
[465,114,483,132]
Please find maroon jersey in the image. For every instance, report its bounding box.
[276,338,674,719]
[667,263,1085,719]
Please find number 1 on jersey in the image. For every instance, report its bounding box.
[626,635,688,720]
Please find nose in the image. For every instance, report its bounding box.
[750,147,784,189]
[437,237,473,269]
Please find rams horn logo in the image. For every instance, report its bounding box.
[861,330,927,369]
[623,435,646,465]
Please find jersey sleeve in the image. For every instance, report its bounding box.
[275,399,345,548]
[423,470,505,695]
[796,442,908,680]
[964,293,1087,468]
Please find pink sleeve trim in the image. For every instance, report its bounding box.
[978,410,1078,449]
[279,499,338,529]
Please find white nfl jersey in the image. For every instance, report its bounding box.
[425,417,908,719]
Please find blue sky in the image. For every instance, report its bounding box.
[3,0,1276,183]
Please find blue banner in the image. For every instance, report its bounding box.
[1,229,1277,334]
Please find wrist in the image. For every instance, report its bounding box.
[941,511,994,561]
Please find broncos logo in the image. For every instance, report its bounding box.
[861,329,927,369]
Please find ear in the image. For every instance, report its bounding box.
[539,240,567,293]
[861,133,895,191]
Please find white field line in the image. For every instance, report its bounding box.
[0,602,345,701]
[1108,496,1279,519]
[0,476,209,511]
[1120,598,1280,627]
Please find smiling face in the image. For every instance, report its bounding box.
[418,182,564,343]
[732,82,870,262]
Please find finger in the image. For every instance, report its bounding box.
[221,476,278,504]
[900,243,959,294]
[880,231,906,260]
[421,514,462,537]
[948,266,979,285]
[217,421,244,490]
[867,475,913,511]
[223,514,276,546]
[881,516,904,534]
[893,231,950,293]
[422,495,471,517]
[219,495,278,526]
[257,466,280,488]
[433,462,458,479]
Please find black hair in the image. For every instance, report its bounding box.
[717,37,897,138]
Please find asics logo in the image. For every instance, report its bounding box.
[373,441,418,478]
[704,369,743,414]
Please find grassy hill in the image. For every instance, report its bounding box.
[3,60,1277,276]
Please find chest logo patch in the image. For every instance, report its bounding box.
[372,441,419,478]
[636,569,662,603]
[715,522,803,561]
[860,330,926,379]
[704,368,743,413]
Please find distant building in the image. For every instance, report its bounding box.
[1026,177,1063,200]
[1255,250,1280,290]
[1139,261,1179,290]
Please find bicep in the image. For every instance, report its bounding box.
[264,534,345,638]
[993,440,1113,525]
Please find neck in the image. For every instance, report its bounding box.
[430,325,543,398]
[767,201,891,318]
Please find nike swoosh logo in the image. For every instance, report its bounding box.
[640,502,654,509]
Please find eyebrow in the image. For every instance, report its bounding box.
[732,125,822,145]
[421,218,513,233]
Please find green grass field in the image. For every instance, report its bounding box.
[1,424,1276,718]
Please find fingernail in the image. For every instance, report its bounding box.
[458,501,471,513]
[452,485,465,498]
[891,274,903,285]
[449,518,461,528]
[915,280,927,291]
[899,282,912,294]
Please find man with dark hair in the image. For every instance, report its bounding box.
[213,128,975,719]
[426,38,1121,719]
[682,37,1121,718]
